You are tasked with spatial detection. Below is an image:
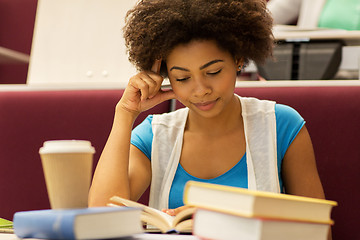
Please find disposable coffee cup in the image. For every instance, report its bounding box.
[39,140,95,209]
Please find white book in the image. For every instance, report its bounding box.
[193,208,330,240]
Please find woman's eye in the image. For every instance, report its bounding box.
[208,69,222,75]
[176,77,190,82]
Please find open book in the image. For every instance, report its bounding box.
[109,196,195,233]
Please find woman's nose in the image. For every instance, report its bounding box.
[193,76,211,97]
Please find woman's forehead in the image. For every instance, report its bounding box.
[166,40,233,66]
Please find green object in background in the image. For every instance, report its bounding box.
[0,217,13,228]
[318,0,360,30]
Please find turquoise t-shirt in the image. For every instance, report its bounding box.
[318,0,360,30]
[131,104,305,209]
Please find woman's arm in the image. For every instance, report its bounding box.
[281,125,324,198]
[88,107,148,207]
[88,60,175,207]
[282,125,332,240]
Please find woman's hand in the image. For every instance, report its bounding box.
[117,60,175,115]
[162,206,190,216]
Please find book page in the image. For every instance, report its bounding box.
[110,196,174,231]
[172,207,195,228]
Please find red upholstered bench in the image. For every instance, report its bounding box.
[0,89,170,220]
[233,86,360,240]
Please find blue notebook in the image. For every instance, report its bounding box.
[13,207,143,239]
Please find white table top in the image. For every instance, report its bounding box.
[273,25,360,44]
[0,233,200,240]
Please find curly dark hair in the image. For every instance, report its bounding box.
[124,0,273,76]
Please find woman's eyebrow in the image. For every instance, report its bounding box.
[169,66,189,72]
[169,59,224,72]
[199,59,224,70]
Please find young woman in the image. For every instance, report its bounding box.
[88,0,326,217]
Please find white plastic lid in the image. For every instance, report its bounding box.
[39,140,95,154]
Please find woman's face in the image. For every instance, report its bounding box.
[166,40,240,118]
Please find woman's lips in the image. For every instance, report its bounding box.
[193,99,218,111]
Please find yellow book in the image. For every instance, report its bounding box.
[183,181,337,224]
[109,196,195,233]
[0,218,13,233]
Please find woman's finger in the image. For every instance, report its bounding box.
[161,205,190,216]
[146,72,164,98]
[139,72,163,99]
[151,59,162,74]
[129,75,150,101]
[138,73,157,98]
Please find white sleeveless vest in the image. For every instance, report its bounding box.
[149,96,280,210]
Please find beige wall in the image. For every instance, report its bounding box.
[27,0,138,86]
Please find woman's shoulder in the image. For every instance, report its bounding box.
[275,103,303,122]
[275,103,305,142]
[274,104,305,160]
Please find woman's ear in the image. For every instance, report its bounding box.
[236,58,244,72]
[236,58,244,69]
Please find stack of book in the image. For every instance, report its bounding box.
[183,181,337,240]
